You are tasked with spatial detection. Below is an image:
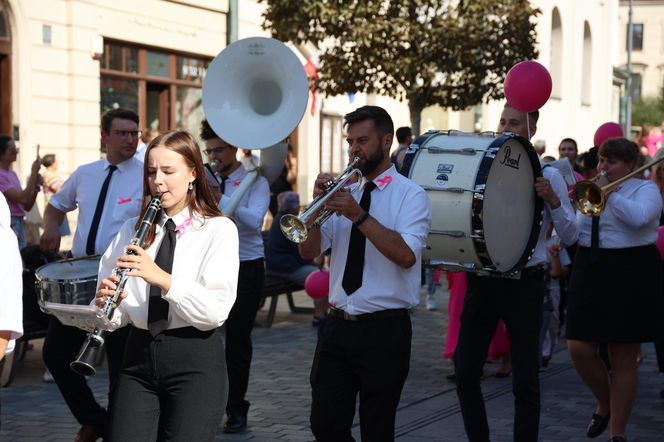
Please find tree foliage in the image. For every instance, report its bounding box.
[632,86,664,127]
[260,0,540,133]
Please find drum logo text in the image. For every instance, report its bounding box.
[437,164,454,173]
[500,146,521,170]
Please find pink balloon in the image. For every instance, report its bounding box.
[656,226,664,260]
[304,270,329,299]
[503,61,553,113]
[593,122,624,147]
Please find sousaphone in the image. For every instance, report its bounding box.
[202,37,309,215]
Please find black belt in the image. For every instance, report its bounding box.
[520,264,546,279]
[327,307,408,322]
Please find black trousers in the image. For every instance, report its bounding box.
[310,314,412,442]
[455,273,545,442]
[42,317,129,426]
[224,258,265,416]
[107,327,226,442]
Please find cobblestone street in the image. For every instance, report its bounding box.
[2,283,663,441]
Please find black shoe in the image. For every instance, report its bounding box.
[609,436,627,442]
[223,414,247,434]
[445,372,456,382]
[586,412,610,438]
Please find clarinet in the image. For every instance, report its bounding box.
[70,194,162,377]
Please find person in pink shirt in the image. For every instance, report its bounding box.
[0,135,42,249]
[636,124,664,158]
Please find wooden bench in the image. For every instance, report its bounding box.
[255,231,313,328]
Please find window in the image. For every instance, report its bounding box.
[320,114,345,175]
[581,21,592,105]
[0,6,7,40]
[550,7,563,99]
[100,40,210,133]
[628,23,644,51]
[630,73,642,101]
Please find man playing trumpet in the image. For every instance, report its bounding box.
[298,105,431,441]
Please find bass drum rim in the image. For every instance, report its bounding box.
[402,131,544,274]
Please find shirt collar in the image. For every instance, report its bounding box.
[157,208,194,234]
[104,156,136,173]
[369,164,397,191]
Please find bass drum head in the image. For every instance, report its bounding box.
[481,137,541,272]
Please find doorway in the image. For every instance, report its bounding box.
[146,82,169,131]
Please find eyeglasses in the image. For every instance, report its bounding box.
[204,146,232,156]
[112,130,142,138]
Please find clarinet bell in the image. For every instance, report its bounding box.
[70,334,104,377]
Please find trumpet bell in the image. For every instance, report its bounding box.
[574,181,605,216]
[280,214,308,243]
[202,37,309,149]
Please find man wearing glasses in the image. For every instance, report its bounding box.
[40,108,144,442]
[199,119,270,434]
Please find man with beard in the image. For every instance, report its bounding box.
[299,105,431,441]
[199,119,270,433]
[454,103,578,442]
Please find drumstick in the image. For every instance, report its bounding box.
[36,143,40,158]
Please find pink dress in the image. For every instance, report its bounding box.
[443,272,510,360]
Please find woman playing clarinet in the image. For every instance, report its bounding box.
[95,130,239,441]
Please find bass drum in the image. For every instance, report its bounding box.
[401,131,544,274]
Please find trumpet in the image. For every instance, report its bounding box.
[70,194,162,376]
[280,157,362,243]
[574,155,664,216]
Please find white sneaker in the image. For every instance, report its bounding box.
[426,295,437,311]
[42,369,54,383]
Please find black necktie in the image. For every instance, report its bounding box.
[590,215,600,263]
[148,219,177,336]
[86,165,117,255]
[342,182,376,295]
[220,176,229,195]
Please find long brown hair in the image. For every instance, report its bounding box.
[135,130,222,247]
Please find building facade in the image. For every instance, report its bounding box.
[1,0,622,209]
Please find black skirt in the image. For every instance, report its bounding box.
[566,244,664,343]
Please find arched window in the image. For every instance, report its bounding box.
[0,1,11,135]
[0,5,9,40]
[550,7,563,99]
[581,21,592,105]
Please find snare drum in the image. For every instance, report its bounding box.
[36,256,101,310]
[401,131,544,274]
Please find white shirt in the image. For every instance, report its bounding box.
[577,178,662,249]
[527,166,578,267]
[320,164,432,315]
[134,143,147,163]
[49,157,144,258]
[0,193,23,354]
[218,164,270,261]
[100,209,239,331]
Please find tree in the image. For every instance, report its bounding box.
[632,85,664,128]
[261,0,540,134]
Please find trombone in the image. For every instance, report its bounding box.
[574,156,664,216]
[280,157,362,243]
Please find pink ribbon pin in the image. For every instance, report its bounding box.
[232,181,241,187]
[375,175,393,189]
[117,197,133,205]
[175,217,192,237]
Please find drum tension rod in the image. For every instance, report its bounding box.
[420,185,482,194]
[430,229,483,239]
[425,147,478,155]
